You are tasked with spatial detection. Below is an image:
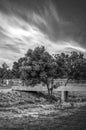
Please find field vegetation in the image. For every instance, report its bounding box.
[0,46,86,97]
[0,46,86,129]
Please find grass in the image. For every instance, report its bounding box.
[0,83,86,129]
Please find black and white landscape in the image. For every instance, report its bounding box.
[0,0,86,130]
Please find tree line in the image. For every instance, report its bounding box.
[0,46,86,95]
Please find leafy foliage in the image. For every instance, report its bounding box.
[1,45,86,97]
[20,46,60,95]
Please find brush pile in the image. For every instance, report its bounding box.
[0,91,48,107]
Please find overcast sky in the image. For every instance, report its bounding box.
[0,0,86,66]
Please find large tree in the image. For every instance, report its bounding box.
[20,46,59,96]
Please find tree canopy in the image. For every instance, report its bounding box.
[20,46,59,95]
[0,45,86,96]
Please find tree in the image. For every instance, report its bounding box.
[20,46,58,97]
[54,53,68,78]
[12,57,26,78]
[73,58,86,80]
[12,62,20,78]
[54,51,85,101]
[2,62,9,79]
[64,51,84,83]
[0,67,4,84]
[0,62,12,85]
[55,51,84,84]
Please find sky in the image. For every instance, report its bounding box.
[0,0,86,67]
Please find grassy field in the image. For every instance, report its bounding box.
[0,82,86,129]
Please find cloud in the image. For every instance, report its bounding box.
[0,0,85,67]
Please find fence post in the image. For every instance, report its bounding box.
[61,90,65,102]
[61,91,68,102]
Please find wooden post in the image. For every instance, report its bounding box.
[61,91,65,102]
[61,91,68,102]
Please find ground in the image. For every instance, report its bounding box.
[0,89,86,129]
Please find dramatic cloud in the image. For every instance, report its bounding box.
[0,0,86,67]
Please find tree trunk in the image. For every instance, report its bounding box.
[1,78,4,86]
[22,80,25,86]
[46,79,54,101]
[50,78,54,96]
[65,78,69,86]
[46,83,50,96]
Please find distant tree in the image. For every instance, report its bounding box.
[0,67,4,83]
[12,61,20,78]
[64,51,84,84]
[73,58,86,80]
[18,57,26,67]
[55,51,85,101]
[7,69,13,79]
[55,51,84,85]
[0,62,12,84]
[12,57,26,79]
[2,62,9,80]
